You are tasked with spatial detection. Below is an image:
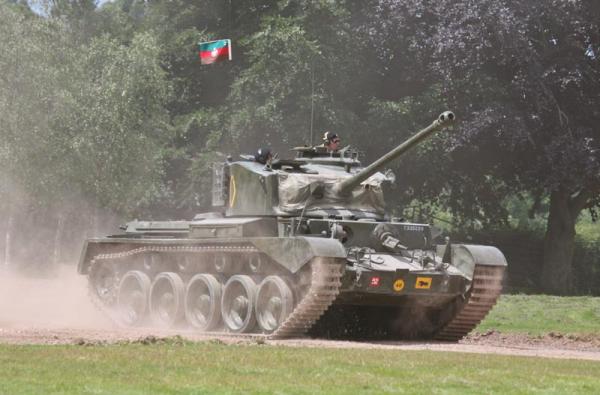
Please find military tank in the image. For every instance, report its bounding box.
[78,111,506,341]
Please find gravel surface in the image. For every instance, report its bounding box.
[2,266,600,361]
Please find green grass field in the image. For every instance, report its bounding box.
[477,294,600,336]
[1,340,599,395]
[2,294,600,395]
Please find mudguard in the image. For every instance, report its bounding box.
[251,236,347,273]
[451,244,507,281]
[78,236,347,275]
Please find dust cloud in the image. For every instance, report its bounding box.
[0,264,112,330]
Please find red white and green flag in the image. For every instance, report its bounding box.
[198,39,232,65]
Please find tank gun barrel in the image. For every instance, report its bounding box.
[335,111,455,195]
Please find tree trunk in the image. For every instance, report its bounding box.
[52,213,65,267]
[4,214,14,267]
[92,205,99,237]
[541,189,578,294]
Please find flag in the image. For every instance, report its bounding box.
[198,39,231,65]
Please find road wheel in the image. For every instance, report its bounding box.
[185,274,222,331]
[255,276,294,333]
[149,272,185,327]
[221,275,256,333]
[117,270,151,326]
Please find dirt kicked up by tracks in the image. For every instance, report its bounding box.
[1,266,600,362]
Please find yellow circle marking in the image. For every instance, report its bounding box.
[393,279,405,292]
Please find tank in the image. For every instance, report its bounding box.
[78,111,506,341]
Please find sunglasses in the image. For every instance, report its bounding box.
[332,139,341,143]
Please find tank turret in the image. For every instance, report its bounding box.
[335,111,455,195]
[215,111,455,219]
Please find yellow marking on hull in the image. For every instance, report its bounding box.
[393,279,405,292]
[415,277,432,289]
[229,175,237,208]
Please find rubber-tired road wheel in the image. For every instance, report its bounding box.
[149,272,185,328]
[255,276,294,333]
[185,274,222,331]
[221,275,257,333]
[117,270,151,326]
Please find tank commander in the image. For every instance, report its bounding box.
[254,147,274,168]
[320,131,341,153]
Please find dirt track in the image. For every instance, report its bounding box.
[2,266,600,361]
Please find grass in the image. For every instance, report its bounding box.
[2,294,599,394]
[1,340,600,395]
[477,294,600,336]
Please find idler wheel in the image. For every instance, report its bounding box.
[221,275,257,333]
[117,270,151,326]
[149,272,185,328]
[255,276,294,333]
[185,274,222,331]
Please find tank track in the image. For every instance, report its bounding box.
[433,264,505,341]
[274,257,343,338]
[87,245,344,339]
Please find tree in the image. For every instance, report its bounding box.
[374,0,600,293]
[224,2,370,152]
[102,0,286,214]
[124,1,372,213]
[0,3,172,267]
[53,32,172,213]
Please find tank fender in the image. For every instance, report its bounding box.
[78,239,101,274]
[450,244,508,281]
[251,237,347,273]
[77,239,133,275]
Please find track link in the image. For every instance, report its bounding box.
[433,264,505,341]
[87,246,344,339]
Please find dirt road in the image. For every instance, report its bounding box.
[2,266,600,361]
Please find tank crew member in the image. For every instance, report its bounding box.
[254,147,273,166]
[321,131,341,153]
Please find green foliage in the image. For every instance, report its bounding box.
[503,193,548,235]
[228,16,322,150]
[0,3,171,215]
[157,108,225,214]
[575,211,600,243]
[92,2,137,44]
[572,213,600,294]
[55,32,171,213]
[222,1,370,153]
[0,5,69,202]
